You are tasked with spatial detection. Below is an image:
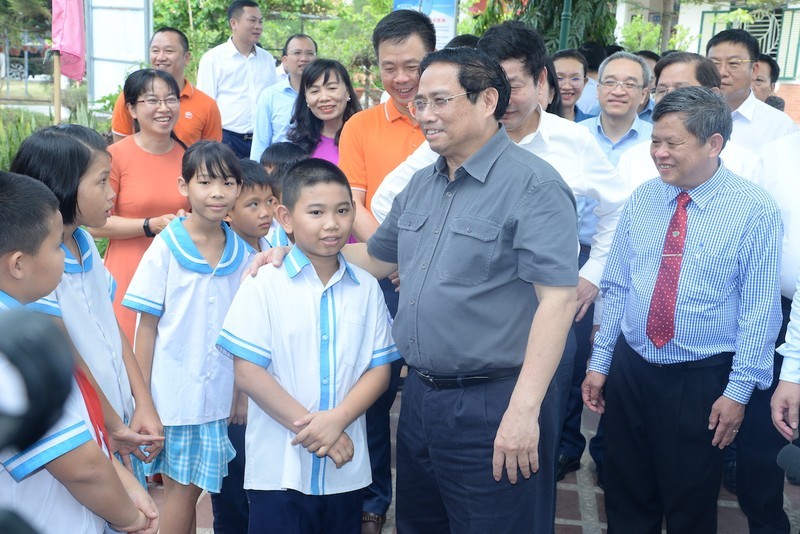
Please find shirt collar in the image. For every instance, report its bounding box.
[516,104,550,146]
[243,236,272,255]
[181,78,194,99]
[595,114,648,142]
[660,161,729,209]
[384,98,415,125]
[62,227,94,274]
[0,289,22,311]
[732,90,757,122]
[225,37,255,58]
[161,217,247,275]
[432,125,512,184]
[284,246,360,285]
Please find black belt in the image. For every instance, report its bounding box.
[649,351,733,370]
[413,366,520,389]
[223,129,253,141]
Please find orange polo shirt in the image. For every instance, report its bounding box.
[111,78,223,146]
[338,98,424,210]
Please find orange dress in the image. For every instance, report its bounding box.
[106,136,188,342]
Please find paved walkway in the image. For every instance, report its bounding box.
[169,388,800,533]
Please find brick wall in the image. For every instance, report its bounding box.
[776,83,800,124]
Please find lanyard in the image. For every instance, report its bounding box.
[74,367,113,459]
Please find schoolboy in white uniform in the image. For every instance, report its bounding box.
[217,158,399,533]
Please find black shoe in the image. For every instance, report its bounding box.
[556,454,581,481]
[722,459,737,495]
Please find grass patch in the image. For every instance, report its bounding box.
[0,78,53,102]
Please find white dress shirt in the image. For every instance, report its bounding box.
[730,90,798,150]
[196,38,277,134]
[777,271,800,382]
[371,107,627,287]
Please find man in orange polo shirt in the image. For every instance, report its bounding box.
[336,9,434,533]
[111,27,222,146]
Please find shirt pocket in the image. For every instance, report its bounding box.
[437,217,501,286]
[397,211,428,275]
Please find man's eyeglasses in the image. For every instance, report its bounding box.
[710,58,754,72]
[407,92,471,118]
[599,80,644,91]
[137,97,180,107]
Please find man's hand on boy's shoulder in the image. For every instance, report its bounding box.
[244,245,292,280]
[326,432,354,468]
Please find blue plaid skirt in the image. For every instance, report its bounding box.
[145,419,235,493]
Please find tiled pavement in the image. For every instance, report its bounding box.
[170,389,800,533]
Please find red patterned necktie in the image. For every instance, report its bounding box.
[646,191,691,349]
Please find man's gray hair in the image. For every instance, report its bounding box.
[598,51,651,88]
[652,86,732,148]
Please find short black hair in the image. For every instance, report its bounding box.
[10,124,108,226]
[238,158,271,191]
[606,44,625,55]
[758,53,780,84]
[372,10,435,57]
[706,28,759,61]
[419,47,511,121]
[477,21,547,82]
[653,52,720,89]
[446,34,479,49]
[552,49,589,78]
[636,50,661,63]
[765,94,785,111]
[281,158,352,212]
[653,86,732,148]
[228,0,259,23]
[282,33,318,56]
[259,142,309,199]
[0,171,60,256]
[578,41,607,71]
[182,140,243,185]
[152,27,190,53]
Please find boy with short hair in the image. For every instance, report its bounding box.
[217,158,399,533]
[0,171,158,534]
[259,141,307,247]
[229,158,275,254]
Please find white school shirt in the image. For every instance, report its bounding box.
[216,247,400,495]
[730,90,798,150]
[30,228,134,423]
[371,107,627,287]
[267,219,291,248]
[758,132,800,299]
[195,38,277,134]
[122,218,249,425]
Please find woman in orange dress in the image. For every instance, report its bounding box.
[90,69,189,341]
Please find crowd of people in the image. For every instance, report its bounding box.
[1,0,799,533]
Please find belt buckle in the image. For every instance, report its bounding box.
[416,369,440,390]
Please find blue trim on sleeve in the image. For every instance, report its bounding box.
[121,294,163,317]
[3,423,92,481]
[216,330,272,368]
[369,346,401,368]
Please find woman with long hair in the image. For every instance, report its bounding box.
[287,59,361,164]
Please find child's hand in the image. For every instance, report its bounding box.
[327,431,354,468]
[291,409,347,457]
[114,457,160,534]
[228,389,249,426]
[129,405,164,461]
[108,424,165,467]
[110,509,150,534]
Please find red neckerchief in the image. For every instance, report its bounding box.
[74,367,113,459]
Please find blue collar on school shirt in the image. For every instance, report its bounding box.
[62,227,94,274]
[161,217,247,275]
[0,289,22,311]
[284,246,359,285]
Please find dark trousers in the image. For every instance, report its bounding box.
[554,329,577,447]
[604,337,729,534]
[396,370,558,533]
[360,277,401,515]
[222,129,253,159]
[734,296,792,534]
[211,425,249,534]
[247,488,360,534]
[211,422,248,534]
[559,252,596,460]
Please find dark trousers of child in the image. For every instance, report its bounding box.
[211,422,249,534]
[247,488,361,534]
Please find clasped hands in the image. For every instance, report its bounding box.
[292,409,354,468]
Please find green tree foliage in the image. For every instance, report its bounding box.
[470,0,617,51]
[620,15,661,52]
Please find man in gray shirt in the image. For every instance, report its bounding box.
[347,47,579,531]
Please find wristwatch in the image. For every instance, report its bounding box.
[143,218,155,238]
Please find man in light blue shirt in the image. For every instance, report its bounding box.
[582,87,783,533]
[249,34,317,161]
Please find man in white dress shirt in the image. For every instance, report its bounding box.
[706,29,797,150]
[196,0,277,158]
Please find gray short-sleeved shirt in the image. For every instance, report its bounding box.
[368,127,579,373]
